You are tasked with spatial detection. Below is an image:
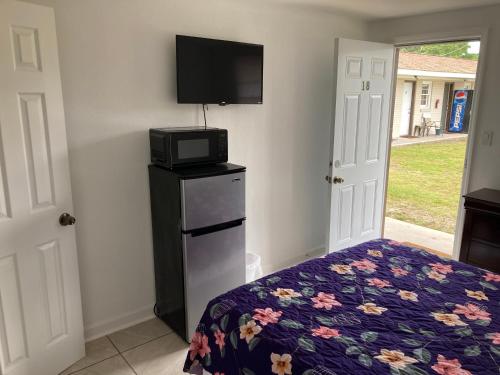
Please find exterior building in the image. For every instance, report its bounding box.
[392,52,477,139]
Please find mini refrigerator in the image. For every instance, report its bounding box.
[148,163,246,341]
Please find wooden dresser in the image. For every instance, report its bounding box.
[460,188,500,273]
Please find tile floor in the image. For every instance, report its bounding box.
[60,252,321,375]
[59,318,189,375]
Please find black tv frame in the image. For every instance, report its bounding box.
[176,35,264,105]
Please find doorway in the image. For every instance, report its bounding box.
[441,82,454,129]
[399,81,414,137]
[384,40,481,257]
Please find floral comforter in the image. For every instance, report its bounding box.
[183,239,500,375]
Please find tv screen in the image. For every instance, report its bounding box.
[176,35,263,105]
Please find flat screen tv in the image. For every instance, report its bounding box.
[176,35,263,105]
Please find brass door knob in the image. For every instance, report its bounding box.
[333,176,344,184]
[59,213,76,226]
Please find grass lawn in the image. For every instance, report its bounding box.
[386,138,467,234]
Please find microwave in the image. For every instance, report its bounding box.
[149,127,228,169]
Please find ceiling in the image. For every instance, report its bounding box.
[269,0,500,19]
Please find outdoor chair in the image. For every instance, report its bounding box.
[414,114,439,136]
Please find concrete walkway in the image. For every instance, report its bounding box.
[384,217,454,256]
[392,133,467,147]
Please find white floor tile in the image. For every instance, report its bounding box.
[60,337,119,375]
[122,333,189,375]
[108,318,172,352]
[70,355,135,375]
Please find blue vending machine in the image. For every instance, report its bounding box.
[448,90,474,133]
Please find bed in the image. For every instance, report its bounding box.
[183,239,500,374]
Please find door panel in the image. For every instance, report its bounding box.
[0,254,28,371]
[0,2,84,374]
[340,95,360,167]
[19,93,55,210]
[183,223,245,340]
[338,185,354,242]
[327,38,394,252]
[181,172,245,230]
[371,58,386,79]
[346,57,362,78]
[0,130,10,219]
[366,94,383,163]
[361,179,377,235]
[11,26,42,72]
[38,240,68,344]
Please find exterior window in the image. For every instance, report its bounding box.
[420,82,432,108]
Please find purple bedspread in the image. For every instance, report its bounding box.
[184,239,500,375]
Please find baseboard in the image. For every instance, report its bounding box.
[261,245,326,276]
[84,304,155,342]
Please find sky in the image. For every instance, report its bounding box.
[468,41,481,54]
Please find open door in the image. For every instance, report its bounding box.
[0,1,85,374]
[326,38,395,252]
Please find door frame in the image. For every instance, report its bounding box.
[381,27,489,260]
[441,82,454,132]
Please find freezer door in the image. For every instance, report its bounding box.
[183,221,245,341]
[181,172,245,231]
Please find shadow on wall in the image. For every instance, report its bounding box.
[166,37,177,102]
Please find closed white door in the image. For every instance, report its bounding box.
[327,38,394,252]
[400,81,413,136]
[0,1,84,375]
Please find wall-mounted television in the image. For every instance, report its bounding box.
[176,35,263,105]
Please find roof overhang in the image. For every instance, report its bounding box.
[398,69,476,80]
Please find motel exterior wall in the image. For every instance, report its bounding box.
[392,75,475,139]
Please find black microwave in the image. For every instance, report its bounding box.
[149,127,228,169]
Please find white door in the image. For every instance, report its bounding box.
[326,38,394,252]
[400,81,413,136]
[0,1,85,375]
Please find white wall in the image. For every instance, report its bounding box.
[368,4,500,191]
[26,0,367,338]
[412,79,445,127]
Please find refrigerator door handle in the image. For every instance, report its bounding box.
[186,219,245,237]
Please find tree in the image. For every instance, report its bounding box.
[401,42,478,60]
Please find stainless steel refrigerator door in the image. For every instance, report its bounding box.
[181,172,245,231]
[183,222,245,341]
